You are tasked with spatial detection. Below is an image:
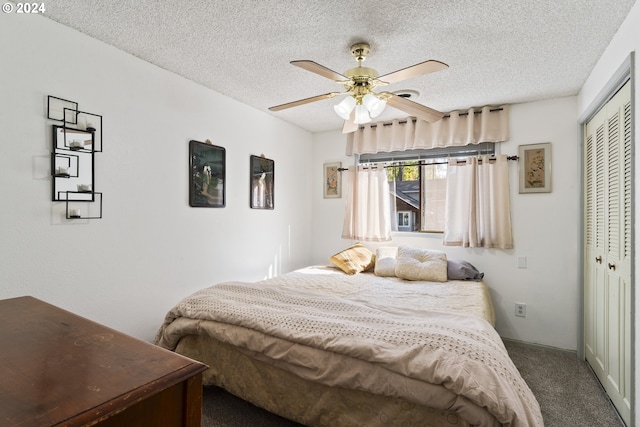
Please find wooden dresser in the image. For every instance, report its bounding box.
[0,296,207,427]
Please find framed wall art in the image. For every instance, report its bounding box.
[518,142,551,193]
[250,155,274,209]
[323,162,342,198]
[189,140,225,207]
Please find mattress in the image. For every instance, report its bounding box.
[155,265,541,426]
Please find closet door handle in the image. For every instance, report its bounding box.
[595,256,602,264]
[608,262,616,271]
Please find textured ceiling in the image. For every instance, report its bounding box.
[43,0,635,133]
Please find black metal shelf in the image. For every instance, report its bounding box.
[64,192,103,220]
[48,95,103,220]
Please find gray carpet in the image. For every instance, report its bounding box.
[504,339,624,427]
[201,339,624,426]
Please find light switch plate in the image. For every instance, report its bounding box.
[517,256,527,269]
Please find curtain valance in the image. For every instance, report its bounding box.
[346,105,509,156]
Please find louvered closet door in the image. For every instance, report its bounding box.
[584,106,608,381]
[584,80,632,426]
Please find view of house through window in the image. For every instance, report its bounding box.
[387,161,447,232]
[360,143,495,234]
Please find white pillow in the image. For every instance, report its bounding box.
[395,246,448,282]
[374,246,398,277]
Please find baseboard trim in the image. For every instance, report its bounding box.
[502,337,578,357]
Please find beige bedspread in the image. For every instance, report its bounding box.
[155,266,542,426]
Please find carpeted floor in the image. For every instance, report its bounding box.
[202,386,303,427]
[504,339,624,427]
[201,339,624,426]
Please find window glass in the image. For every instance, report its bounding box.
[361,143,495,233]
[420,162,448,232]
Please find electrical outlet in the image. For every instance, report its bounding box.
[515,303,526,318]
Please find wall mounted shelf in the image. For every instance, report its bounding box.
[48,96,103,220]
[64,192,103,220]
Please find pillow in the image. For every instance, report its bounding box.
[374,246,398,277]
[329,243,375,275]
[395,246,447,282]
[447,258,485,281]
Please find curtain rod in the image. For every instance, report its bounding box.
[338,155,518,171]
[360,107,504,129]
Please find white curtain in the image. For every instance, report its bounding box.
[342,166,392,242]
[443,155,513,248]
[346,105,509,155]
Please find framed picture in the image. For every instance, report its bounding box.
[323,162,342,198]
[250,155,274,209]
[189,140,225,207]
[519,142,551,193]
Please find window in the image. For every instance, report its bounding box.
[420,162,448,232]
[359,143,495,233]
[397,210,417,231]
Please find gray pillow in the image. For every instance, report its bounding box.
[447,259,484,281]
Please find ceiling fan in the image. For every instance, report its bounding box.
[269,42,449,133]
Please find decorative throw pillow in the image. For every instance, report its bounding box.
[374,246,398,277]
[447,258,485,281]
[329,243,375,275]
[395,246,448,282]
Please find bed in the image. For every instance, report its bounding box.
[155,247,542,426]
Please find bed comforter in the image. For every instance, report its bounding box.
[155,266,542,426]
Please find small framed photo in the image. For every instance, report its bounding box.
[250,155,274,209]
[189,140,225,207]
[519,142,551,193]
[323,162,342,198]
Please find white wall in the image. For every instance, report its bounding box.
[0,13,313,341]
[311,96,580,351]
[578,2,639,425]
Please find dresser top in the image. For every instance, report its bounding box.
[0,296,206,427]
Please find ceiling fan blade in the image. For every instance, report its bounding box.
[382,92,445,123]
[291,60,348,81]
[269,92,340,111]
[376,60,448,85]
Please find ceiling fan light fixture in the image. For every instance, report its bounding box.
[353,104,371,124]
[333,96,356,120]
[363,93,386,118]
[270,42,448,132]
